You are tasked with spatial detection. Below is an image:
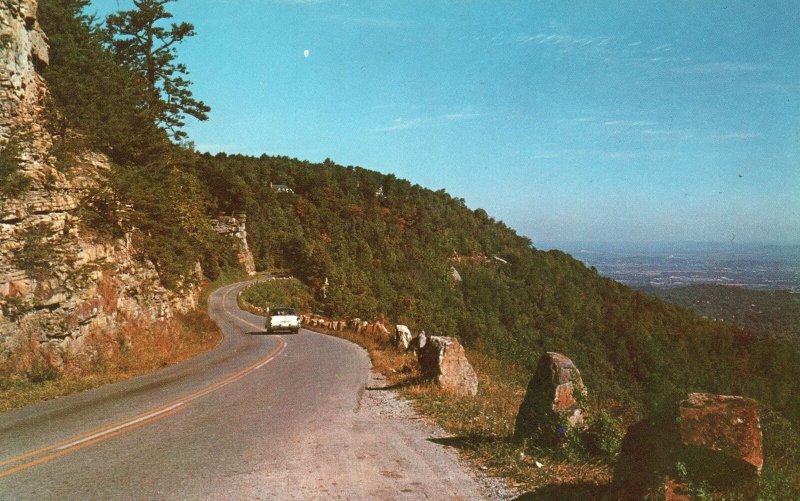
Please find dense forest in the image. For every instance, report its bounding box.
[644,284,800,340]
[37,0,800,433]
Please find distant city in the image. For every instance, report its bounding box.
[540,242,800,292]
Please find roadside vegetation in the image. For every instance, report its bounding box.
[240,277,313,313]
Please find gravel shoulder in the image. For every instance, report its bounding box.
[358,365,519,501]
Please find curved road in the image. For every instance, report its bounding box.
[0,281,488,500]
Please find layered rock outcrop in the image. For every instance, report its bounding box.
[0,0,48,137]
[210,214,255,275]
[0,2,223,369]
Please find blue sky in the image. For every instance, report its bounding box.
[89,1,799,244]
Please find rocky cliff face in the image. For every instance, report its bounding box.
[0,0,48,138]
[210,214,256,275]
[0,1,224,370]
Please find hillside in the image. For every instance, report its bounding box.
[0,2,795,495]
[193,153,800,423]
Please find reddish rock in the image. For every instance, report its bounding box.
[513,352,586,442]
[417,336,478,397]
[679,393,763,472]
[612,393,763,500]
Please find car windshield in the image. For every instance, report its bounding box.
[271,308,295,316]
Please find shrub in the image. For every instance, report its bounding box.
[0,334,61,383]
[1,296,32,321]
[241,278,314,312]
[0,134,31,196]
[12,222,62,280]
[585,409,625,462]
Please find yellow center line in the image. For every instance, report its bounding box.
[0,283,283,479]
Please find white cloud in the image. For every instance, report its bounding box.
[641,128,690,137]
[326,14,407,29]
[441,112,486,121]
[375,117,432,132]
[517,33,616,53]
[512,31,774,83]
[557,116,597,124]
[374,111,485,132]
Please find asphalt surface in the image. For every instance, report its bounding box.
[0,281,489,500]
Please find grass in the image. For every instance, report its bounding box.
[0,269,245,414]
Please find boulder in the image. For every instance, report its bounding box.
[612,393,763,500]
[394,324,412,350]
[416,336,478,397]
[368,320,390,338]
[679,393,763,472]
[513,352,587,442]
[411,330,427,350]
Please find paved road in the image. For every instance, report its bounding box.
[0,281,488,500]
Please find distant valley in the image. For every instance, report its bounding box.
[545,241,800,339]
[546,241,800,292]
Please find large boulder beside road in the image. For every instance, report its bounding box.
[612,392,763,500]
[394,324,412,350]
[417,336,478,397]
[513,352,587,442]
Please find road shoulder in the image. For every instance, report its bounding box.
[358,366,518,500]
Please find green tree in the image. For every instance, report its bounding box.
[40,0,165,164]
[0,132,31,196]
[105,0,209,140]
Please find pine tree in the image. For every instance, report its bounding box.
[40,0,165,164]
[105,0,209,141]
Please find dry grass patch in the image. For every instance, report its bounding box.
[0,268,250,413]
[0,292,225,414]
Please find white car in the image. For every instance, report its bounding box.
[265,307,300,334]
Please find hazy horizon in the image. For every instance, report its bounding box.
[538,240,800,249]
[89,0,800,245]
